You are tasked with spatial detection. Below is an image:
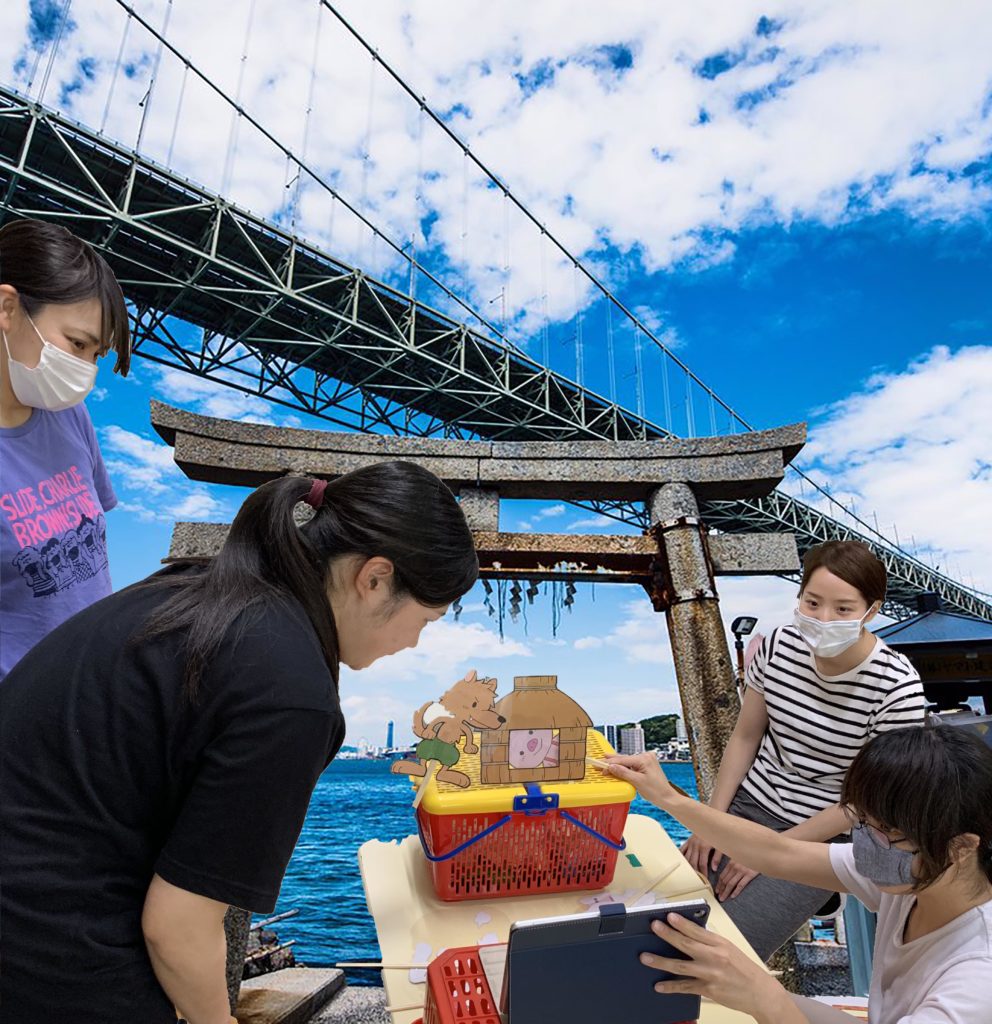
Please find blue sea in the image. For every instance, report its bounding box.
[271,759,699,985]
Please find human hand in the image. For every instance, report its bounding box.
[715,859,759,902]
[681,833,722,875]
[639,912,782,1018]
[605,754,678,809]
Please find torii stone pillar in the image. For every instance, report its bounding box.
[648,482,739,803]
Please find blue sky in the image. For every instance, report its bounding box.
[4,1,992,744]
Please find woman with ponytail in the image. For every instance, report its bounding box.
[0,462,478,1024]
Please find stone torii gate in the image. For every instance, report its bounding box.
[152,401,805,801]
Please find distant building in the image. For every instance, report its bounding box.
[386,721,394,749]
[675,716,688,743]
[619,725,645,756]
[603,723,620,751]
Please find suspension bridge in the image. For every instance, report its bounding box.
[1,0,988,622]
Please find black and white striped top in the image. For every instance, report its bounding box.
[738,625,925,826]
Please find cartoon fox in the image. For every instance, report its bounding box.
[391,670,505,788]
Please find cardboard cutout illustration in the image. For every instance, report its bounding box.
[481,675,592,784]
[391,670,505,788]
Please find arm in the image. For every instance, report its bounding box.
[142,874,235,1024]
[460,722,479,754]
[683,686,767,878]
[607,754,844,893]
[782,803,850,843]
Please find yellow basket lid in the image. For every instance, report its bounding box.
[411,729,635,815]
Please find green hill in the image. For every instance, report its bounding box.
[618,714,680,749]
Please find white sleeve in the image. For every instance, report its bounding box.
[895,959,992,1023]
[744,631,771,694]
[828,843,882,913]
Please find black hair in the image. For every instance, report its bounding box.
[841,725,992,891]
[0,217,131,374]
[800,540,886,607]
[138,461,478,701]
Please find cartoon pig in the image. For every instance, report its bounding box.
[509,729,560,769]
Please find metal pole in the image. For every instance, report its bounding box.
[647,482,740,803]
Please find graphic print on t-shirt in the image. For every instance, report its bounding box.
[2,464,109,599]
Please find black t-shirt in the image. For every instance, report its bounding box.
[0,574,344,1024]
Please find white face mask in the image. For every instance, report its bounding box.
[2,314,97,411]
[793,604,874,659]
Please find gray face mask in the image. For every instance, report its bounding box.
[852,825,916,886]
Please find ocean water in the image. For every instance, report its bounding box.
[272,759,699,984]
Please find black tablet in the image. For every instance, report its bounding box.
[503,899,710,1024]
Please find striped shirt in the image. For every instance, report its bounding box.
[738,625,925,826]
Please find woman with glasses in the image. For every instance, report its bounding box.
[608,725,992,1024]
[681,540,926,959]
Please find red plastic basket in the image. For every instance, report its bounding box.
[420,944,698,1024]
[416,792,629,901]
[421,946,500,1024]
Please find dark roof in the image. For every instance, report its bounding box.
[875,609,992,647]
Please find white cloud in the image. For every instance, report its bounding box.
[573,598,674,665]
[341,618,532,688]
[102,426,181,495]
[171,491,226,520]
[793,344,992,593]
[537,503,567,519]
[151,365,287,425]
[5,0,991,348]
[102,425,227,522]
[338,617,533,745]
[567,514,619,531]
[591,685,684,725]
[338,693,411,748]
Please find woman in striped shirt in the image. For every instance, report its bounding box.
[682,540,926,959]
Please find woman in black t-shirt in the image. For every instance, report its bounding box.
[0,462,478,1024]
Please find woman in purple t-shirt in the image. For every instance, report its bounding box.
[0,218,131,680]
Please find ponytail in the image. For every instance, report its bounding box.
[136,461,477,702]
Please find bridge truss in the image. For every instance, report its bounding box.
[1,85,988,622]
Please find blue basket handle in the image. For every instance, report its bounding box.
[417,813,513,863]
[561,810,627,852]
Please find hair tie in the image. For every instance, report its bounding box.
[305,478,328,510]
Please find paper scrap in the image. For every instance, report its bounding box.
[409,941,432,984]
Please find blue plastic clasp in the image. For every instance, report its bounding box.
[598,902,627,935]
[512,782,559,814]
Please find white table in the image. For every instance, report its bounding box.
[358,813,762,1024]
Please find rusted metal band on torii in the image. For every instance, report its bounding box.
[646,515,718,611]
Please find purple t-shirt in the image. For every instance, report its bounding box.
[0,405,116,680]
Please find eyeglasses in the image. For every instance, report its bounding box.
[841,805,918,853]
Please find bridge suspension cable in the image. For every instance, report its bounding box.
[105,0,520,357]
[317,0,748,433]
[307,1,955,578]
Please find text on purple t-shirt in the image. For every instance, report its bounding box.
[0,404,116,680]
